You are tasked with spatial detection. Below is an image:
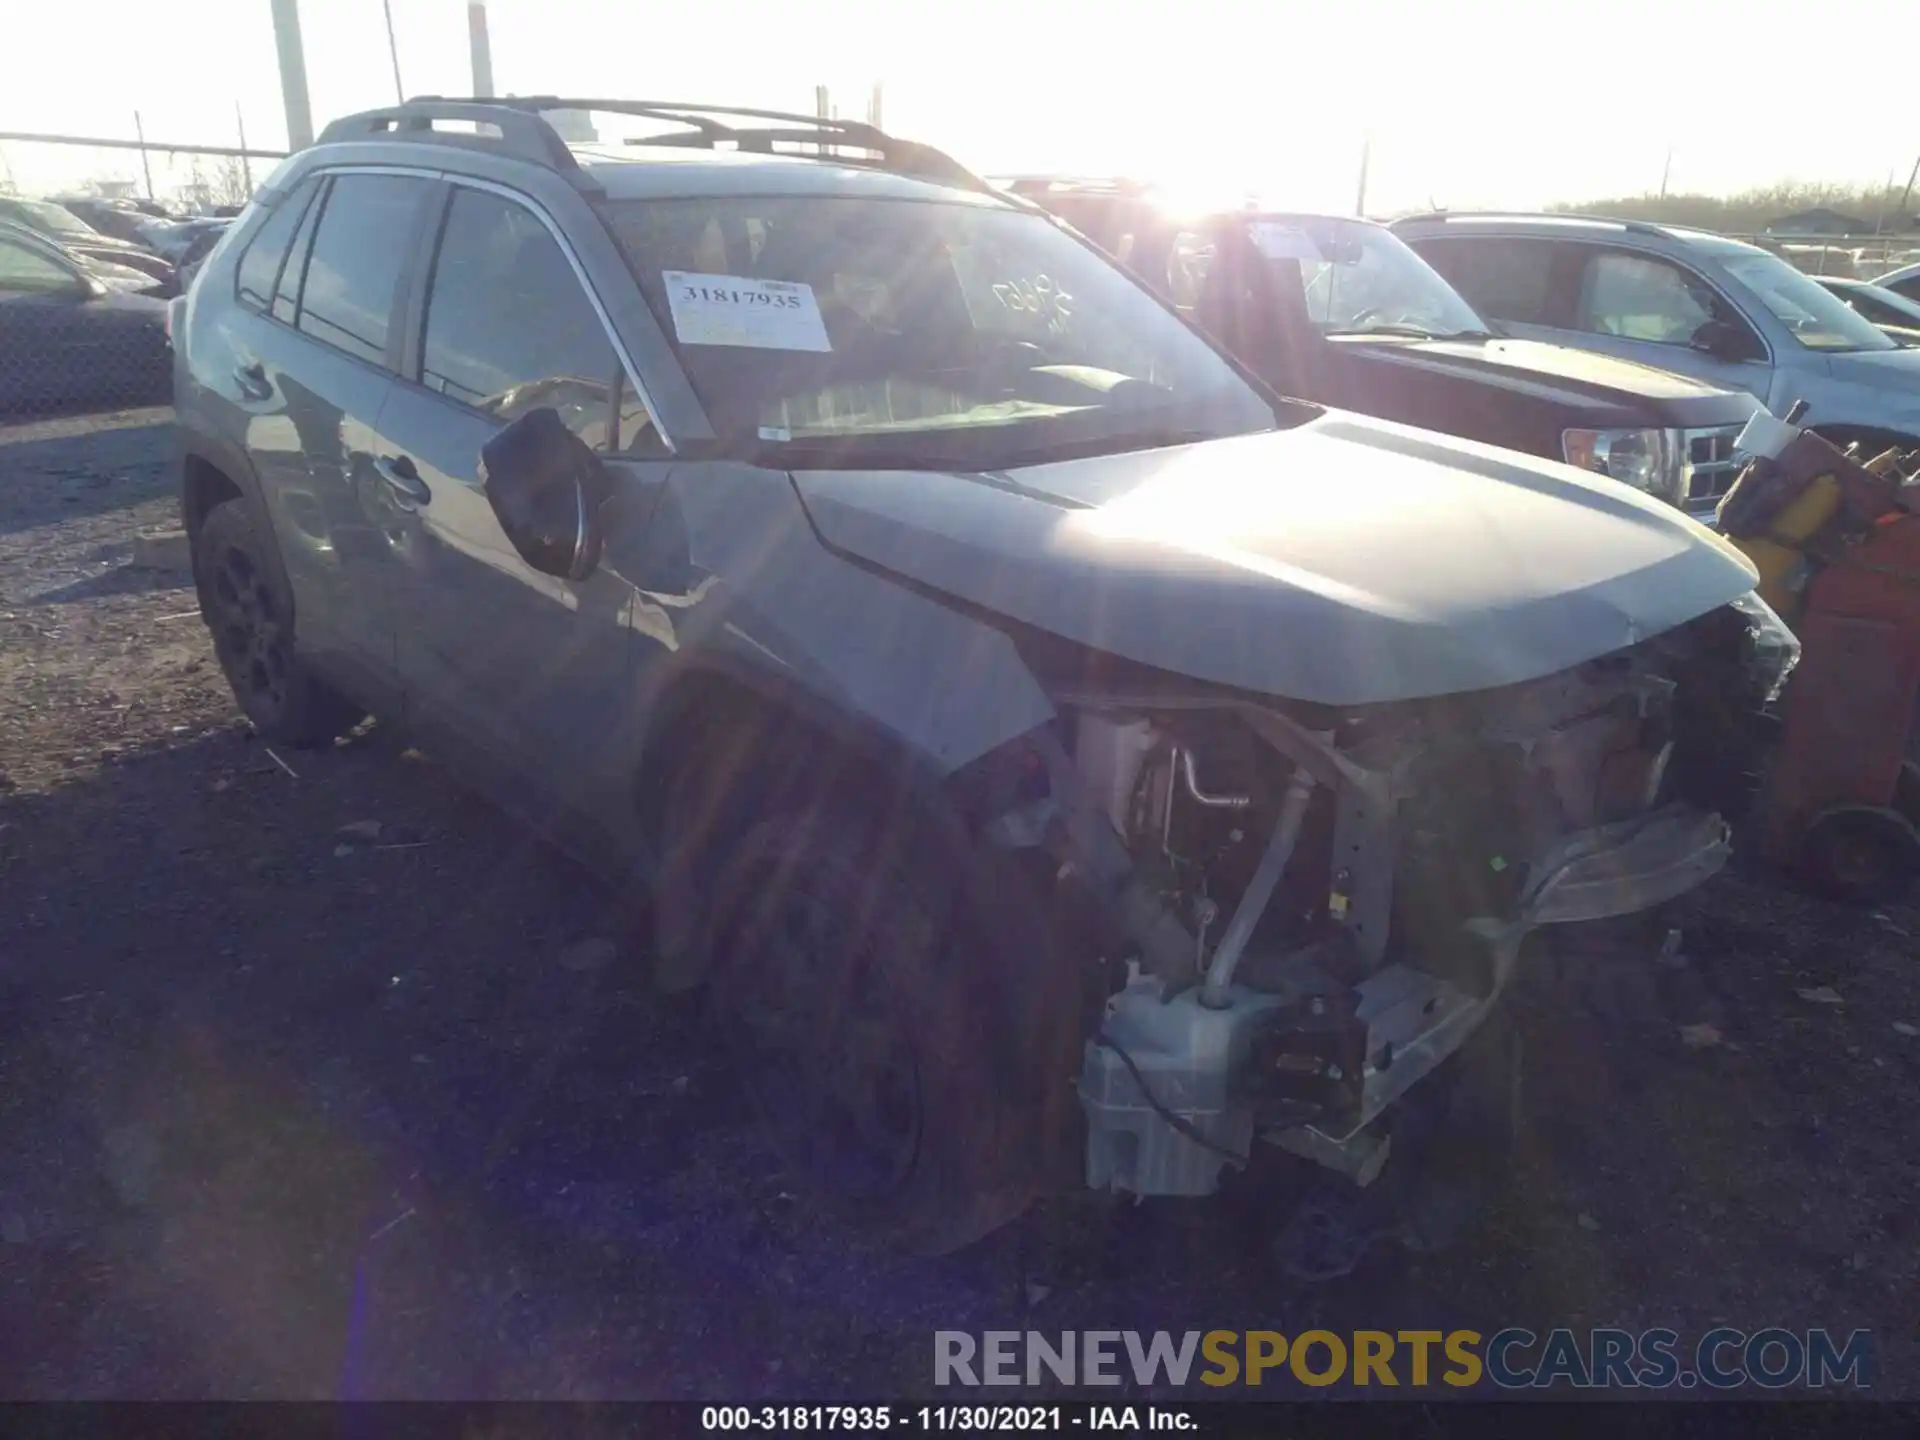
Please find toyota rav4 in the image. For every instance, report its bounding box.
[171,99,1794,1256]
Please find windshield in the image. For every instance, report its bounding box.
[1719,251,1895,353]
[5,197,99,239]
[1249,217,1489,339]
[600,196,1279,468]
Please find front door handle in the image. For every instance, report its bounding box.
[373,454,431,508]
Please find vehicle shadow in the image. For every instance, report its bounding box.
[0,721,1023,1398]
[0,420,174,538]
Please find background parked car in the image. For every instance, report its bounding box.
[1006,179,1762,517]
[55,197,166,247]
[135,216,230,267]
[1398,213,1920,453]
[1813,276,1920,346]
[0,195,177,291]
[1875,261,1920,306]
[0,220,171,416]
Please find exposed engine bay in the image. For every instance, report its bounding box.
[990,599,1797,1200]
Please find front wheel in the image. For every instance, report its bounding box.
[193,498,364,747]
[707,802,1057,1254]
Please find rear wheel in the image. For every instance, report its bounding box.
[193,498,363,747]
[707,800,1065,1254]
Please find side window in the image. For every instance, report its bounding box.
[419,187,654,451]
[0,236,74,294]
[233,179,316,312]
[1415,236,1558,325]
[1575,250,1719,345]
[295,173,426,366]
[272,178,327,325]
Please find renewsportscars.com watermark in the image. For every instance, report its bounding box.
[934,1328,1874,1391]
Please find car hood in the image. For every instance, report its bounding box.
[789,412,1760,706]
[1336,335,1762,428]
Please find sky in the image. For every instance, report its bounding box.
[3,0,1915,215]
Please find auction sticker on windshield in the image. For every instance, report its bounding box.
[661,271,832,352]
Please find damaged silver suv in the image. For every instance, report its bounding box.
[172,99,1794,1255]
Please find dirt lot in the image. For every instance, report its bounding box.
[1,408,1916,1400]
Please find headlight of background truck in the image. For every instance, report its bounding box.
[1563,427,1692,504]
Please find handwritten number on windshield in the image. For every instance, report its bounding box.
[989,274,1073,334]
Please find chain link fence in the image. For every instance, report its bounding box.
[1729,232,1920,280]
[1,133,283,421]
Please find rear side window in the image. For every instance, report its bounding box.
[272,181,326,325]
[417,187,649,450]
[295,173,427,366]
[233,180,316,311]
[1415,236,1558,325]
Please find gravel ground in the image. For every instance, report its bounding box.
[0,408,1915,1400]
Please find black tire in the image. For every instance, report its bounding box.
[193,498,364,747]
[706,798,1076,1255]
[1795,805,1919,905]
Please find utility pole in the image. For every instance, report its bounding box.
[1897,152,1920,234]
[1659,146,1673,200]
[237,103,254,194]
[270,0,315,150]
[468,2,495,98]
[382,0,406,103]
[1354,133,1372,217]
[133,111,154,200]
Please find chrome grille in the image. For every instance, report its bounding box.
[1684,426,1747,505]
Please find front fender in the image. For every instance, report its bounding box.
[634,460,1058,777]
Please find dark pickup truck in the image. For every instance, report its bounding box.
[1003,179,1766,517]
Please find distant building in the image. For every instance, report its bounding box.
[1764,207,1871,237]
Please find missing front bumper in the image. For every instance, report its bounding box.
[1079,804,1732,1196]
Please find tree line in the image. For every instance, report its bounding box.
[1548,179,1917,236]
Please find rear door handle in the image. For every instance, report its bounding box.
[232,360,272,401]
[373,454,431,508]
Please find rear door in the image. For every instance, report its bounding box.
[371,180,667,854]
[238,170,435,708]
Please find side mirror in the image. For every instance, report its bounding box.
[1690,318,1756,363]
[478,407,607,581]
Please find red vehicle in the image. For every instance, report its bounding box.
[1718,408,1920,900]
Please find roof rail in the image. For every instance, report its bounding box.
[315,96,994,197]
[993,174,1154,194]
[315,99,585,176]
[1390,210,1672,238]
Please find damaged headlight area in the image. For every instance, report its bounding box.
[1563,426,1691,504]
[1727,588,1801,704]
[967,636,1744,1201]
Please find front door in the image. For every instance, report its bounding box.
[1554,245,1773,402]
[372,182,666,859]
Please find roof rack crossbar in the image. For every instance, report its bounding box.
[315,96,993,196]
